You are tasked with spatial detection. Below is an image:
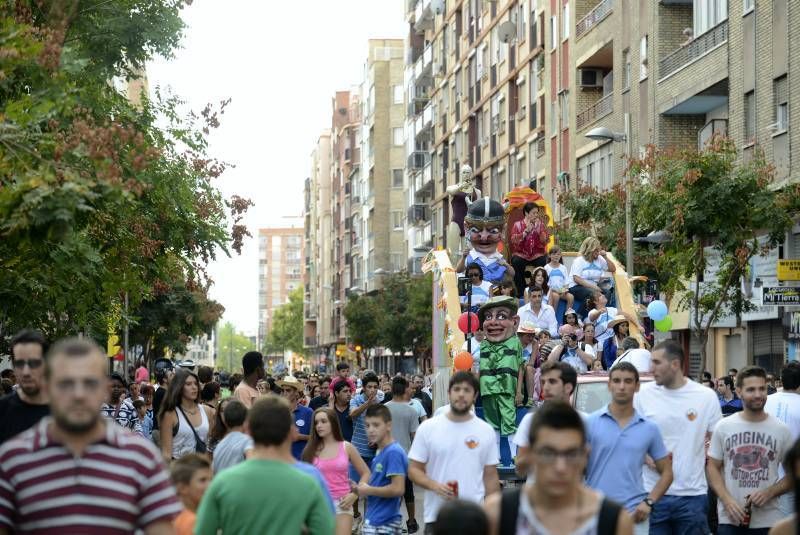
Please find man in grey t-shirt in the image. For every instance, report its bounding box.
[384,377,420,533]
[212,400,254,474]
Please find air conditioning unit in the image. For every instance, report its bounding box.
[579,68,605,88]
[517,106,526,120]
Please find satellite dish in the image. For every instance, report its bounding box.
[430,0,445,15]
[498,21,517,44]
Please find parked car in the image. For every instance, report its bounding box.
[573,371,654,414]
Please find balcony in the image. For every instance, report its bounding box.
[576,93,614,131]
[407,150,431,170]
[408,87,431,116]
[415,104,433,141]
[407,203,430,226]
[414,162,433,199]
[414,0,434,32]
[659,20,728,79]
[413,45,433,88]
[576,0,613,39]
[303,336,318,348]
[304,309,317,321]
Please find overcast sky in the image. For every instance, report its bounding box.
[148,0,406,335]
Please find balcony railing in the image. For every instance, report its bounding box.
[576,0,613,39]
[659,20,728,79]
[576,93,614,131]
[304,336,318,347]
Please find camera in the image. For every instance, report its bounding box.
[457,276,471,297]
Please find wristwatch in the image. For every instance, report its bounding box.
[643,498,655,508]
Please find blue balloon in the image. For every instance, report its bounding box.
[647,300,668,322]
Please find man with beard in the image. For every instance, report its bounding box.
[408,371,499,533]
[0,338,181,534]
[477,296,526,459]
[707,366,793,534]
[0,330,50,444]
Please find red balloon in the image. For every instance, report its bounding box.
[454,351,474,371]
[458,311,480,334]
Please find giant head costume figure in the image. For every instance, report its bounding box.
[464,197,506,256]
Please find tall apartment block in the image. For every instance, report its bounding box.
[407,0,799,373]
[257,226,304,349]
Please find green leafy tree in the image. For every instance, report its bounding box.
[343,293,382,351]
[632,139,799,372]
[215,322,256,373]
[264,286,306,357]
[0,2,251,350]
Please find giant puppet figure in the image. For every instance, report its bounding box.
[446,164,482,262]
[477,295,525,458]
[455,197,514,283]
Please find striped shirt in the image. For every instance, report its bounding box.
[350,394,374,458]
[100,398,143,436]
[0,417,181,534]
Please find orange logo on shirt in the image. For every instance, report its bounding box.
[686,409,698,421]
[465,436,480,449]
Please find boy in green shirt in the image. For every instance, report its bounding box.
[195,396,334,535]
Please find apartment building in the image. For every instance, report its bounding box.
[257,226,304,348]
[408,0,799,373]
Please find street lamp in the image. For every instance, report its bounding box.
[633,230,672,245]
[585,117,634,276]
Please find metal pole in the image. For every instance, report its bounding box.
[123,292,129,374]
[624,113,634,276]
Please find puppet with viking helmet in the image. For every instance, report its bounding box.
[455,198,515,283]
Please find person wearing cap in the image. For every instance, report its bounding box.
[278,376,314,460]
[477,296,526,458]
[601,315,635,370]
[455,198,515,283]
[101,372,143,436]
[517,322,541,407]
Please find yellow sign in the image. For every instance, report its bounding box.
[777,259,800,281]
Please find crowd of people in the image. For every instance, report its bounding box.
[0,325,798,535]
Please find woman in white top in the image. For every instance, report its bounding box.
[567,237,616,316]
[159,368,214,461]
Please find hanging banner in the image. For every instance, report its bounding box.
[762,286,800,306]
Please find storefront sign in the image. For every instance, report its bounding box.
[762,286,800,306]
[777,259,800,281]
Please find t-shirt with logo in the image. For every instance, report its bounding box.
[634,379,722,496]
[568,255,609,288]
[291,404,313,460]
[544,263,568,292]
[707,413,792,529]
[408,414,499,523]
[364,442,408,528]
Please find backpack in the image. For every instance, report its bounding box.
[499,487,622,535]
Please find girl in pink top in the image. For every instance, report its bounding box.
[302,407,370,535]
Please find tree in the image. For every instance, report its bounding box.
[0,2,250,350]
[343,272,433,362]
[632,139,799,372]
[215,322,256,373]
[264,286,306,357]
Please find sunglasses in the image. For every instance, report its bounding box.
[13,359,43,369]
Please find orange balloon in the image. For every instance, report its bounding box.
[454,351,474,371]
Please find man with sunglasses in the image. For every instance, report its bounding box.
[0,329,50,444]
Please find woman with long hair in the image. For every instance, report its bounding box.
[207,397,232,454]
[600,316,631,370]
[525,267,550,305]
[302,407,370,535]
[159,369,214,461]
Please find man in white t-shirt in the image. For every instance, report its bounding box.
[707,366,793,533]
[612,339,652,373]
[408,371,500,531]
[764,361,800,516]
[633,340,722,535]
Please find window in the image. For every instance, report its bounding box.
[562,3,570,40]
[694,0,727,36]
[744,91,755,142]
[508,155,516,191]
[393,85,403,104]
[577,144,614,190]
[559,91,569,130]
[518,1,526,42]
[550,16,558,49]
[392,168,404,188]
[490,164,500,200]
[550,100,557,135]
[390,253,403,272]
[477,44,485,79]
[743,0,754,12]
[639,36,648,80]
[392,127,404,146]
[369,84,375,114]
[774,76,788,132]
[622,49,631,90]
[391,211,403,230]
[528,141,537,177]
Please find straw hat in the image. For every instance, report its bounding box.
[606,315,630,329]
[517,321,538,334]
[276,376,303,391]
